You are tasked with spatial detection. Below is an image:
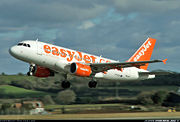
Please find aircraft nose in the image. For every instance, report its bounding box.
[9,46,18,57]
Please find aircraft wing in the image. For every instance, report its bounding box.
[90,59,167,74]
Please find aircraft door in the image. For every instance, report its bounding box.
[36,40,42,55]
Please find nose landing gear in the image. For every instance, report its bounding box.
[27,64,36,76]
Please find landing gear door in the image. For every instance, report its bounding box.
[36,40,42,55]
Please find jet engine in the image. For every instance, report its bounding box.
[70,62,92,77]
[27,64,54,77]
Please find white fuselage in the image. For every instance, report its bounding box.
[9,40,155,81]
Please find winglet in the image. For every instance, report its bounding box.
[162,59,167,64]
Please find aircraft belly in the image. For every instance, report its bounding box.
[102,69,139,81]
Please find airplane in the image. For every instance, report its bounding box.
[9,38,168,88]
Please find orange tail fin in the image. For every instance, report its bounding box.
[128,38,156,70]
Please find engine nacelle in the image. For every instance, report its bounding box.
[27,64,54,77]
[70,63,92,77]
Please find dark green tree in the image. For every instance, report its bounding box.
[56,90,76,104]
[137,92,154,105]
[151,90,169,105]
[42,95,55,105]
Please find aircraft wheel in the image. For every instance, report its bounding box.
[88,81,97,88]
[61,81,71,89]
[27,72,30,76]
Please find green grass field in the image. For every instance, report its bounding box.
[98,85,179,91]
[0,85,53,98]
[0,75,36,84]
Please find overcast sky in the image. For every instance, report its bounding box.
[0,0,180,74]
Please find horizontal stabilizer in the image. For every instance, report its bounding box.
[139,71,173,76]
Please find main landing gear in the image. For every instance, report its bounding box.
[61,74,97,89]
[61,81,71,89]
[61,74,71,89]
[88,77,97,88]
[88,81,97,88]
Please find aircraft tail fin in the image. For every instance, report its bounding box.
[127,38,156,70]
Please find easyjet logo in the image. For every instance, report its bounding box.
[133,41,152,61]
[43,45,111,63]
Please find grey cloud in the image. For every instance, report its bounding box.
[112,0,180,14]
[0,0,108,29]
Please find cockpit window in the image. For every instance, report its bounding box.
[23,43,27,47]
[17,43,23,46]
[17,43,31,47]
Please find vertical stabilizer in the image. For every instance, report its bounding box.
[128,38,156,70]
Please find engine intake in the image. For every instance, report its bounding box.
[70,63,92,77]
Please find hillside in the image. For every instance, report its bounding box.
[0,85,54,98]
[0,71,179,105]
